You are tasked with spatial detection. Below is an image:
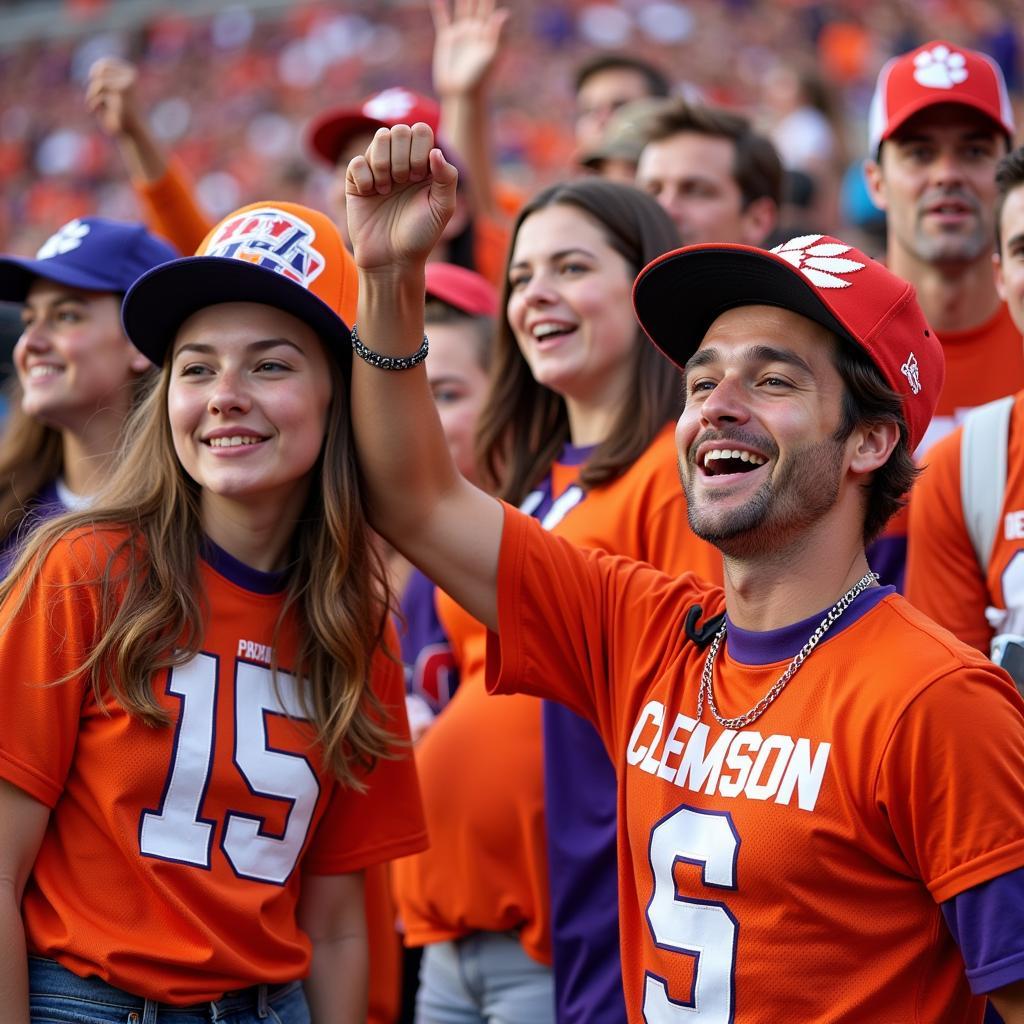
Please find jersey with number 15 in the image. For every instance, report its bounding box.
[0,529,426,1005]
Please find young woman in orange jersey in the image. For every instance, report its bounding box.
[388,173,720,1019]
[0,217,176,572]
[0,201,425,1024]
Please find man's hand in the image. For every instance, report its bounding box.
[346,123,459,273]
[431,0,509,98]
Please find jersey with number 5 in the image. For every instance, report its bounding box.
[489,508,1024,1023]
[0,529,426,1004]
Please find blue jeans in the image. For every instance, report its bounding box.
[415,932,555,1024]
[28,956,310,1023]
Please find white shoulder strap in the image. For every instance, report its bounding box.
[961,395,1014,567]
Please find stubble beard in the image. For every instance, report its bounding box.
[681,434,846,559]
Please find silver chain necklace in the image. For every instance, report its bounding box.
[696,570,880,729]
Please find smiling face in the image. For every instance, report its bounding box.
[866,104,1005,267]
[15,279,150,432]
[506,204,638,412]
[677,304,851,557]
[168,302,333,527]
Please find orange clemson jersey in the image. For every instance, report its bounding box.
[488,507,1024,1023]
[0,529,426,1004]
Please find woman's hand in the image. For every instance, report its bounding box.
[345,123,458,274]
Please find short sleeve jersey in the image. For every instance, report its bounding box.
[393,426,722,967]
[489,507,1024,1023]
[868,302,1024,589]
[0,530,426,1004]
[907,390,1024,653]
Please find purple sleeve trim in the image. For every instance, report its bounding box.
[942,867,1024,994]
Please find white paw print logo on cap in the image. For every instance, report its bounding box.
[36,219,90,260]
[913,44,969,90]
[771,235,865,289]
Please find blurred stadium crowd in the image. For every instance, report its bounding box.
[0,0,1020,256]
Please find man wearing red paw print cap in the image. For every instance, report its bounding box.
[344,116,1024,1019]
[864,41,1024,588]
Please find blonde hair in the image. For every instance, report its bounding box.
[0,358,396,789]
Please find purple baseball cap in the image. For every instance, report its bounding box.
[0,217,178,302]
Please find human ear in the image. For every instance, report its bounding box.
[741,196,778,245]
[995,250,1007,303]
[848,419,899,475]
[862,158,887,212]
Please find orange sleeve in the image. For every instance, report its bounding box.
[133,157,214,256]
[876,665,1024,902]
[0,536,104,807]
[302,629,427,874]
[906,430,992,652]
[487,502,715,742]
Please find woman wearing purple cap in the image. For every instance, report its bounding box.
[0,216,176,572]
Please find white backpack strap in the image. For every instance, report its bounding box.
[960,395,1014,567]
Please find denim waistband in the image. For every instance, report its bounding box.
[28,955,300,1018]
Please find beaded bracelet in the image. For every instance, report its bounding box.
[350,324,429,371]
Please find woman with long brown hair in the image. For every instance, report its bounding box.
[0,201,425,1024]
[386,174,722,1021]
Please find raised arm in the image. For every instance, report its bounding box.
[430,0,509,221]
[346,123,504,630]
[86,57,169,185]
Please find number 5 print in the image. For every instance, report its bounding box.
[644,804,739,1023]
[139,655,319,885]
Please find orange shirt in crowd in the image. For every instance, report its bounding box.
[870,302,1024,588]
[392,425,722,966]
[488,507,1024,1023]
[907,390,1024,653]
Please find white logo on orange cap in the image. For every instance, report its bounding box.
[37,219,90,260]
[771,235,866,289]
[901,352,922,394]
[913,45,969,90]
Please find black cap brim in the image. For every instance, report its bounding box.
[633,245,856,371]
[122,257,352,373]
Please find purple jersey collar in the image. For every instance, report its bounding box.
[724,585,894,666]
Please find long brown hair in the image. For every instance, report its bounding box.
[476,179,683,504]
[1,355,395,789]
[0,372,151,544]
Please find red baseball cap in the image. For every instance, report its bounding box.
[632,233,944,453]
[122,201,358,371]
[307,87,442,167]
[868,40,1014,157]
[425,262,498,317]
